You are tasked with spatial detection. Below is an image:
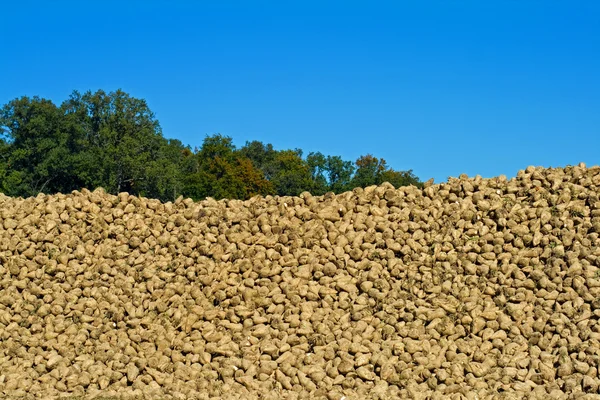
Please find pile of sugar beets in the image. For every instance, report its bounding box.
[1,164,600,399]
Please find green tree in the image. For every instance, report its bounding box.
[182,134,272,200]
[0,96,88,197]
[306,151,329,195]
[305,152,356,195]
[381,169,422,188]
[0,90,422,200]
[241,140,321,197]
[325,155,355,193]
[350,154,388,189]
[0,131,13,194]
[61,89,167,196]
[350,154,421,189]
[269,149,313,196]
[239,140,278,179]
[139,138,190,202]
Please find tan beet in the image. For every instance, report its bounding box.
[0,165,600,399]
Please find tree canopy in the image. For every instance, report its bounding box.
[0,89,422,202]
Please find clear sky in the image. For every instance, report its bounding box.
[1,1,598,183]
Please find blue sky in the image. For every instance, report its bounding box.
[1,1,599,183]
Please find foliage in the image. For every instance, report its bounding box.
[306,152,356,194]
[351,154,388,189]
[239,140,278,179]
[0,96,84,197]
[182,134,272,201]
[269,149,314,197]
[0,90,422,201]
[351,154,422,189]
[140,138,189,201]
[63,89,166,196]
[381,169,423,188]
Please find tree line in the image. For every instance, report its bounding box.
[0,89,422,203]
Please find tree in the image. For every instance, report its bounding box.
[305,152,357,194]
[0,131,14,194]
[349,154,421,190]
[182,134,272,201]
[269,149,313,196]
[326,155,355,193]
[306,151,329,195]
[62,89,166,196]
[351,154,388,189]
[0,90,423,200]
[140,138,190,202]
[239,140,278,179]
[0,96,87,197]
[381,169,422,188]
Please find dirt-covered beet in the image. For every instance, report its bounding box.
[1,163,600,399]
